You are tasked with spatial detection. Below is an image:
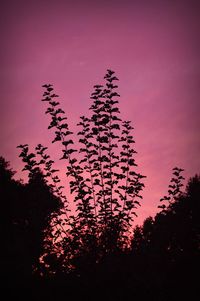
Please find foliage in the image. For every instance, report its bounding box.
[34,69,145,270]
[0,156,61,285]
[1,70,199,300]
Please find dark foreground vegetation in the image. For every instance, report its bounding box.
[1,71,199,300]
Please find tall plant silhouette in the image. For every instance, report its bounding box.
[15,70,146,274]
[40,69,145,261]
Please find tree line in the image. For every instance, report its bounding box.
[1,70,199,300]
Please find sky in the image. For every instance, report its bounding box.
[1,0,200,225]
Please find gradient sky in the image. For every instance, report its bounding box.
[1,0,200,225]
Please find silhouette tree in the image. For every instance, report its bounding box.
[0,155,61,287]
[130,171,200,299]
[39,70,146,272]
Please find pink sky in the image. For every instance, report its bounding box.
[1,0,200,225]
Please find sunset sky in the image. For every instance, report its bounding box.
[1,0,200,224]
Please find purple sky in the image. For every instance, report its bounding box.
[1,0,200,224]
